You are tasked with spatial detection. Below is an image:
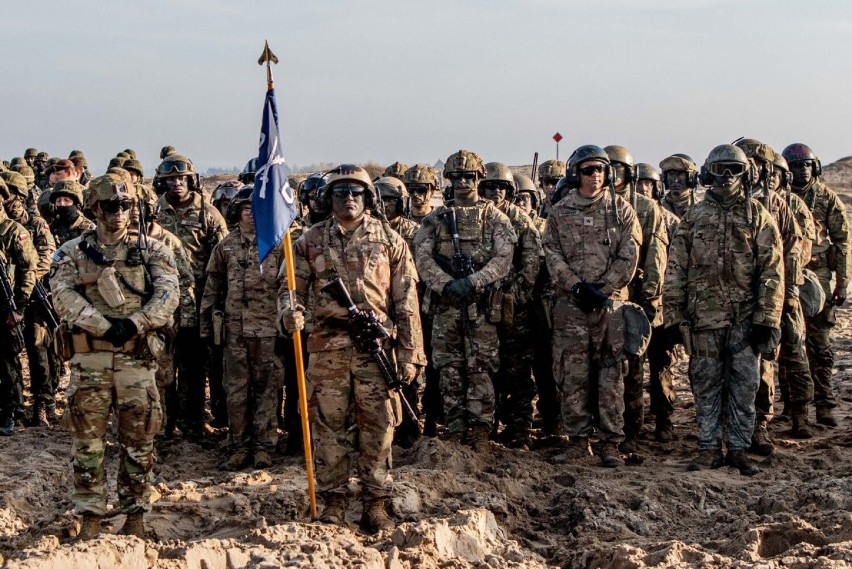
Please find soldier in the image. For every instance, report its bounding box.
[10,164,40,218]
[735,139,807,453]
[34,152,50,189]
[298,173,330,228]
[537,160,565,220]
[38,159,78,219]
[1,171,59,427]
[0,178,39,436]
[201,187,283,470]
[155,154,229,439]
[278,164,425,532]
[382,161,409,181]
[211,181,243,221]
[635,163,662,200]
[24,148,38,169]
[513,173,546,233]
[659,154,699,220]
[160,146,177,160]
[375,176,419,251]
[413,150,516,452]
[403,164,441,224]
[665,144,783,476]
[50,181,96,246]
[771,153,817,433]
[543,145,641,467]
[478,163,542,448]
[603,146,668,450]
[51,174,179,539]
[783,143,848,428]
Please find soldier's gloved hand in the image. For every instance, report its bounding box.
[399,363,420,384]
[750,324,781,355]
[832,283,847,307]
[103,318,138,347]
[444,277,474,304]
[280,307,305,334]
[571,282,608,313]
[5,311,23,330]
[665,323,685,348]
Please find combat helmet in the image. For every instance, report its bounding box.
[382,162,409,181]
[564,145,611,190]
[49,180,85,206]
[11,164,35,185]
[160,146,177,160]
[403,163,440,189]
[513,173,541,210]
[636,163,662,199]
[322,164,376,210]
[782,143,822,177]
[124,159,144,178]
[227,185,254,224]
[443,150,486,178]
[375,176,408,200]
[0,171,28,198]
[212,180,243,206]
[24,148,38,159]
[482,162,516,199]
[538,159,566,183]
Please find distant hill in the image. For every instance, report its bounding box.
[824,156,852,193]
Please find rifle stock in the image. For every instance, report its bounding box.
[0,261,26,354]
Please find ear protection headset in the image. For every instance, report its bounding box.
[564,162,613,190]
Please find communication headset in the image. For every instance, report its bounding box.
[564,161,613,191]
[698,161,758,188]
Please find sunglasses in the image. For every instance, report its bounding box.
[707,162,746,177]
[479,181,512,193]
[332,185,365,198]
[539,177,560,186]
[447,172,477,181]
[408,184,432,194]
[579,164,606,176]
[99,199,133,213]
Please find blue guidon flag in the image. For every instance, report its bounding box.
[252,86,298,264]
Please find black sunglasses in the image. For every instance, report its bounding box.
[99,199,133,213]
[579,164,606,176]
[447,172,477,181]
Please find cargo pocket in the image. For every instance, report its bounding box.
[145,385,164,436]
[387,392,403,429]
[61,385,80,433]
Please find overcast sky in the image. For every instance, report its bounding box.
[4,0,852,174]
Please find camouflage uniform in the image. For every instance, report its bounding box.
[389,216,419,253]
[280,215,425,498]
[664,190,784,453]
[201,228,284,455]
[491,201,542,444]
[51,213,96,246]
[413,202,515,436]
[794,179,849,410]
[157,192,228,434]
[51,229,179,516]
[660,192,693,220]
[0,207,38,429]
[622,191,668,441]
[753,189,806,424]
[544,189,641,444]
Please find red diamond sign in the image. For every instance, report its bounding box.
[553,132,563,142]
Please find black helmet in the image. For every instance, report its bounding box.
[239,158,258,184]
[782,143,822,177]
[299,173,328,214]
[227,185,254,224]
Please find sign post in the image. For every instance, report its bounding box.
[553,132,563,161]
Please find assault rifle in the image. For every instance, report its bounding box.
[320,277,418,421]
[0,261,26,354]
[34,280,60,331]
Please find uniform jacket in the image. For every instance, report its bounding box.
[794,179,849,287]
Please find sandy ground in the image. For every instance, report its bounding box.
[0,306,850,568]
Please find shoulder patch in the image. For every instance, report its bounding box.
[19,233,29,241]
[51,249,66,262]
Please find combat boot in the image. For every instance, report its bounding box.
[0,415,14,436]
[727,450,760,476]
[749,421,774,456]
[791,405,814,439]
[218,448,251,471]
[815,407,838,427]
[469,425,491,453]
[253,449,272,469]
[30,401,49,428]
[74,514,102,541]
[687,449,725,471]
[319,493,347,525]
[598,442,624,468]
[655,416,674,443]
[360,498,394,534]
[119,513,147,539]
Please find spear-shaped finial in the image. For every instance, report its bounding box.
[258,40,279,89]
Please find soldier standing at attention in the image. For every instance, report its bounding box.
[783,143,849,428]
[665,145,783,476]
[278,165,425,533]
[413,150,515,453]
[543,145,641,468]
[51,174,179,539]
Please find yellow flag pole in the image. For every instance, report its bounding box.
[260,40,317,519]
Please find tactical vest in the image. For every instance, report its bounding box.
[75,236,149,319]
[435,203,491,271]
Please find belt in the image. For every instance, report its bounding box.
[90,338,139,353]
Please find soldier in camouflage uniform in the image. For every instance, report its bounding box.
[211,181,243,223]
[49,181,96,246]
[51,174,179,539]
[734,139,808,452]
[376,177,419,251]
[604,146,669,450]
[38,159,79,220]
[537,160,565,220]
[783,143,848,428]
[413,151,516,453]
[201,187,283,470]
[770,152,817,435]
[404,164,441,225]
[383,161,409,181]
[665,145,784,476]
[544,145,641,467]
[479,163,542,448]
[1,171,59,426]
[298,173,331,229]
[659,154,699,220]
[155,154,229,439]
[0,177,39,436]
[279,165,425,533]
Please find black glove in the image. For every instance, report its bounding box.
[444,277,474,304]
[571,282,608,313]
[750,324,781,355]
[103,318,138,347]
[665,323,685,348]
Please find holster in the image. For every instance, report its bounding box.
[212,309,225,346]
[71,330,92,354]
